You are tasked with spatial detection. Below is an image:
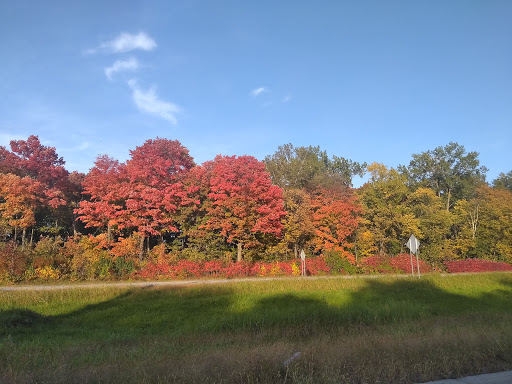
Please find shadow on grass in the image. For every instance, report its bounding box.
[1,276,512,339]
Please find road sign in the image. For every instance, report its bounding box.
[300,250,306,276]
[406,234,420,254]
[405,234,421,277]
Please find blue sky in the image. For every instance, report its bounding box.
[1,1,511,186]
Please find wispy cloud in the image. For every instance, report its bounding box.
[74,141,90,151]
[127,80,181,124]
[86,32,157,55]
[104,57,139,80]
[282,94,292,103]
[250,87,268,97]
[59,141,90,152]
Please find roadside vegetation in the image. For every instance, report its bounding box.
[1,137,511,283]
[1,273,512,383]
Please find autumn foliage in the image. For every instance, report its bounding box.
[0,135,511,282]
[445,259,512,273]
[202,155,286,261]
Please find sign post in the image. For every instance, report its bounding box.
[406,234,421,277]
[300,249,306,277]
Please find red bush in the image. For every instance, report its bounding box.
[134,257,331,280]
[445,259,512,273]
[360,254,431,274]
[360,254,396,274]
[305,257,330,275]
[391,254,432,274]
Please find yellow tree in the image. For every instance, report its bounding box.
[279,188,315,258]
[453,185,512,261]
[358,163,420,255]
[407,188,453,264]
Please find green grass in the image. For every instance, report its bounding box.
[1,273,512,383]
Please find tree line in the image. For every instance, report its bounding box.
[0,135,511,279]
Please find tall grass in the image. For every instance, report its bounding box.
[1,273,511,383]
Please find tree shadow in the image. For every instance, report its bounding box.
[1,276,512,384]
[1,275,511,338]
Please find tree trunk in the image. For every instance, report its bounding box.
[30,228,34,248]
[72,216,78,237]
[237,242,243,262]
[139,236,145,260]
[446,189,451,211]
[14,227,18,247]
[22,228,26,249]
[294,243,298,259]
[470,204,479,240]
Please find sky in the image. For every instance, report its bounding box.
[1,0,511,186]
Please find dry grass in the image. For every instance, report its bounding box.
[1,273,511,383]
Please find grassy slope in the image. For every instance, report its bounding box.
[1,273,511,383]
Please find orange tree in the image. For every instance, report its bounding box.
[0,173,44,246]
[202,155,286,262]
[310,187,361,262]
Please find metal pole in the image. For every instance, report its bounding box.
[410,252,414,276]
[416,249,421,278]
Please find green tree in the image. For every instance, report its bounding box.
[407,188,452,264]
[358,163,420,255]
[264,143,366,190]
[493,171,512,191]
[401,142,487,211]
[452,186,512,261]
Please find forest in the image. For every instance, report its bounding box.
[0,135,511,281]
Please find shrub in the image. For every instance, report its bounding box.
[323,251,358,274]
[305,256,330,275]
[445,259,512,273]
[32,237,63,269]
[113,257,136,277]
[110,235,140,260]
[390,253,432,274]
[134,257,332,280]
[360,254,432,274]
[35,266,62,280]
[0,241,30,281]
[360,254,397,274]
[64,235,111,280]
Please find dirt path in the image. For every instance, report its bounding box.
[0,274,407,291]
[2,272,506,291]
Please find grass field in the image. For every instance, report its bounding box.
[1,273,512,383]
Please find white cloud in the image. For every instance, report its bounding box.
[104,57,139,80]
[250,87,268,97]
[127,80,181,124]
[86,32,157,54]
[282,94,292,103]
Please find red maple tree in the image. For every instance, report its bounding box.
[77,139,197,255]
[76,155,128,241]
[124,138,196,238]
[203,155,286,261]
[0,135,69,208]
